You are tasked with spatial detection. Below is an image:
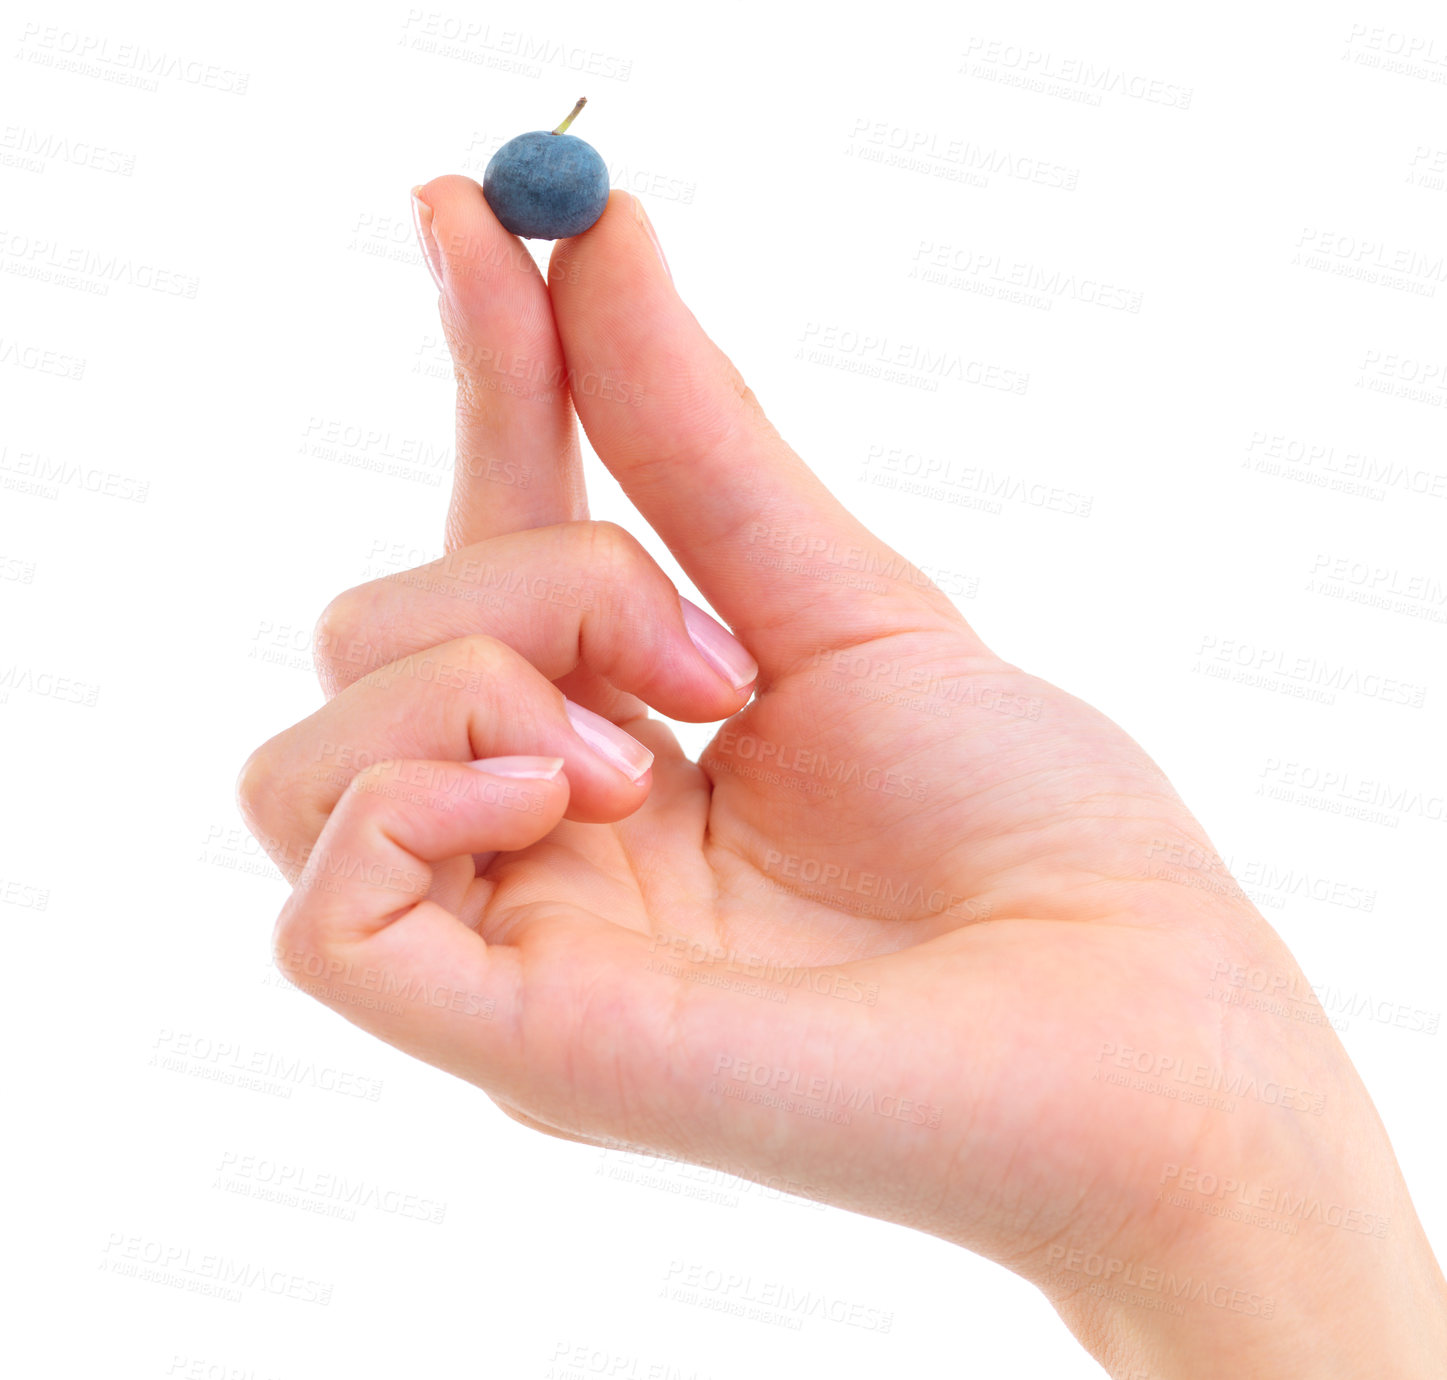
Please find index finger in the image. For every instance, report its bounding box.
[412,174,589,550]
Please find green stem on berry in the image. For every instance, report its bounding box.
[551,97,587,135]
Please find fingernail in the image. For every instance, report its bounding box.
[679,596,758,691]
[632,193,672,284]
[563,701,654,783]
[411,185,445,293]
[466,755,565,779]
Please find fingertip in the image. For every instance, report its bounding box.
[466,755,567,780]
[629,193,672,284]
[419,174,538,304]
[563,699,654,785]
[548,188,662,298]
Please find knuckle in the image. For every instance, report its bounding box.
[577,521,651,630]
[328,760,395,823]
[583,519,648,584]
[235,739,280,833]
[447,631,509,676]
[384,632,507,694]
[235,737,314,879]
[453,359,489,415]
[592,521,671,631]
[312,586,377,686]
[272,899,328,982]
[271,906,309,976]
[346,756,400,797]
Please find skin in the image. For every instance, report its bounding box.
[237,179,1447,1375]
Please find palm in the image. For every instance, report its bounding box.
[445,608,1263,1276]
[470,617,1205,961]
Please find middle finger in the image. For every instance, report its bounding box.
[311,519,758,711]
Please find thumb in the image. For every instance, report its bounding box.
[547,193,978,678]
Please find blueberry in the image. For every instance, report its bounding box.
[483,97,610,240]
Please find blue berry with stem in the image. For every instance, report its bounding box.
[483,97,610,240]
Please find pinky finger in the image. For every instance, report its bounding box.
[270,755,569,1067]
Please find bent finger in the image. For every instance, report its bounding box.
[238,634,656,885]
[313,520,758,715]
[271,755,568,1057]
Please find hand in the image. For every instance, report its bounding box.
[237,179,1447,1377]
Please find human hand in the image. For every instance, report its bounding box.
[237,178,1447,1376]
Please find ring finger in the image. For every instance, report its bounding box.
[237,632,656,887]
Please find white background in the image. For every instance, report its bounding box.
[3,1,1445,1375]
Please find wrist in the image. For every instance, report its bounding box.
[1046,1149,1447,1377]
[1069,1221,1447,1377]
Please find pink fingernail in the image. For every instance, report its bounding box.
[467,755,564,779]
[411,185,445,293]
[632,193,672,284]
[563,701,654,783]
[679,596,758,691]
